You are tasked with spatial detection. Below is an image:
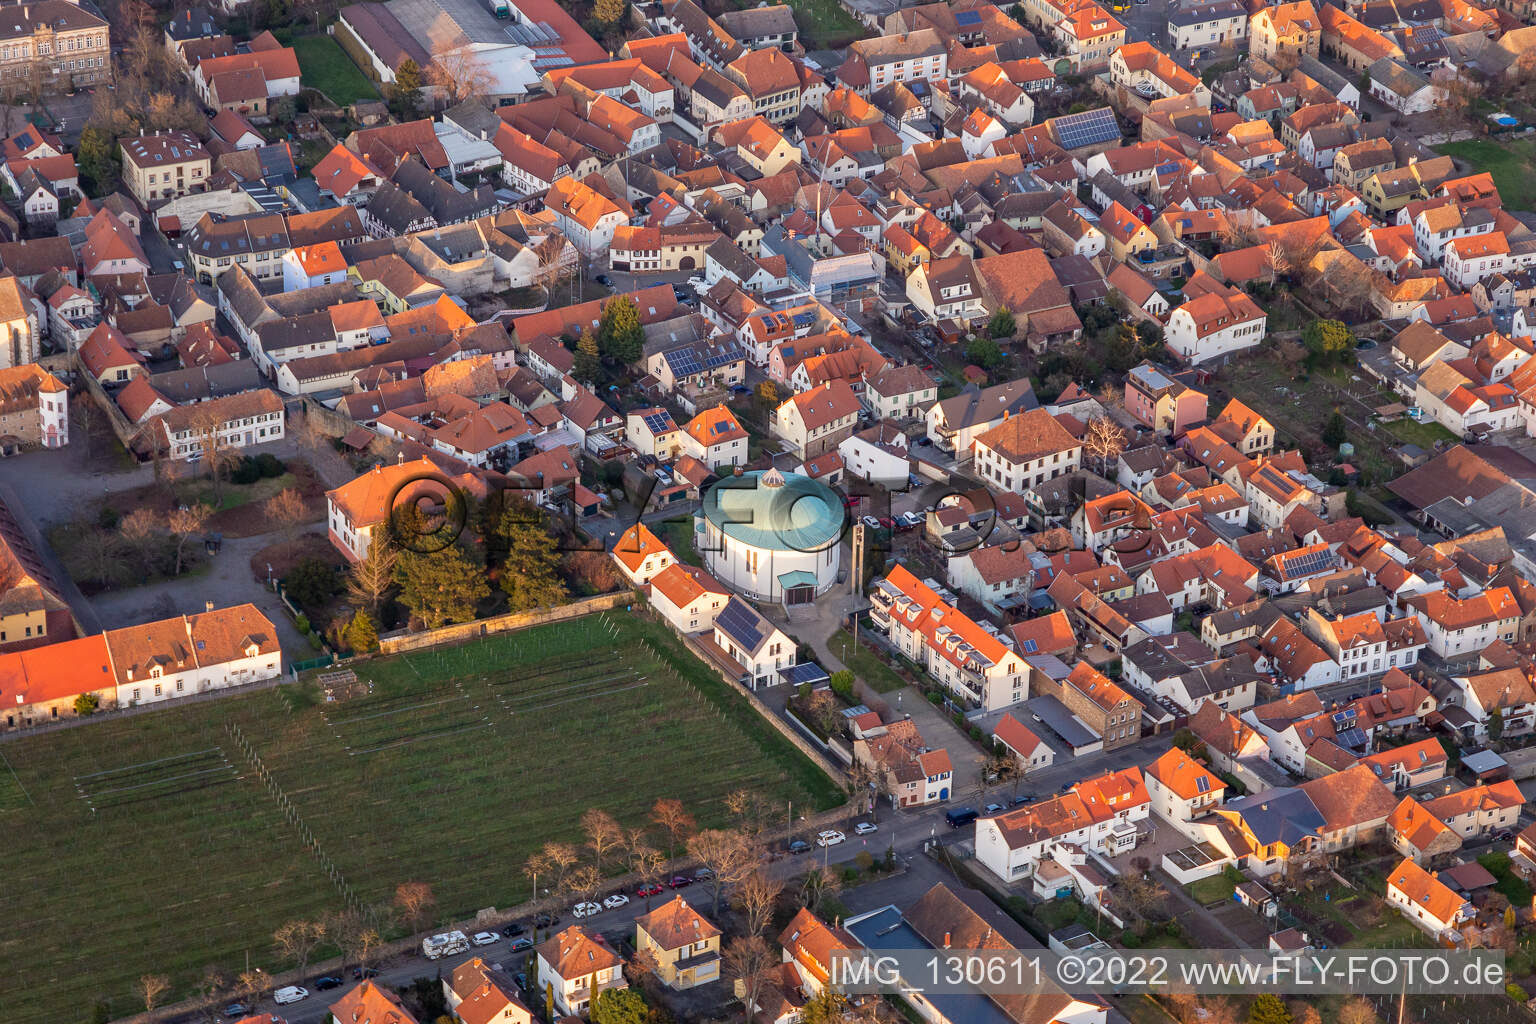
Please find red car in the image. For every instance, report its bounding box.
[667,875,694,889]
[635,883,665,897]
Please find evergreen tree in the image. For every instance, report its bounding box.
[344,608,380,653]
[597,295,644,365]
[497,512,567,612]
[987,307,1016,340]
[77,124,116,193]
[1321,410,1347,448]
[589,988,649,1024]
[1249,993,1293,1024]
[391,58,423,118]
[393,544,489,628]
[574,327,601,383]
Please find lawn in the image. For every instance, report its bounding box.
[1383,415,1458,449]
[1435,137,1536,210]
[656,516,702,566]
[781,0,864,49]
[829,627,909,693]
[1478,851,1534,906]
[0,614,838,1023]
[1187,873,1237,905]
[292,34,378,107]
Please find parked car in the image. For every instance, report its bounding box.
[314,976,344,991]
[983,803,1006,816]
[603,893,631,909]
[854,821,878,835]
[817,829,846,847]
[594,273,612,286]
[509,936,534,953]
[353,967,379,980]
[503,922,526,937]
[915,436,932,446]
[945,806,979,828]
[695,867,714,880]
[472,931,500,947]
[274,986,309,1005]
[667,875,694,888]
[1495,830,1516,843]
[515,972,528,991]
[730,383,750,394]
[861,515,882,530]
[572,901,601,918]
[788,839,811,854]
[1012,792,1035,806]
[637,882,666,896]
[534,912,560,928]
[877,516,895,529]
[224,1005,250,1018]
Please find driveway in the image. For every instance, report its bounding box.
[88,530,311,653]
[0,422,156,530]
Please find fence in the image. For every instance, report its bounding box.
[679,632,848,783]
[376,592,635,655]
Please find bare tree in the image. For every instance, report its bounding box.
[724,935,776,1024]
[329,907,384,972]
[1336,998,1379,1024]
[264,487,308,544]
[633,845,668,905]
[272,919,326,977]
[425,43,494,105]
[724,789,771,846]
[1260,242,1290,287]
[137,974,171,1020]
[732,869,784,937]
[801,865,842,913]
[393,881,437,932]
[166,502,213,576]
[537,840,580,894]
[687,829,756,916]
[120,507,162,577]
[650,797,695,861]
[568,863,603,902]
[188,406,240,502]
[581,808,625,872]
[1083,416,1128,477]
[347,538,398,616]
[1289,1003,1323,1024]
[236,969,271,1010]
[295,407,332,452]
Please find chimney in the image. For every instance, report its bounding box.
[205,600,214,612]
[943,932,951,948]
[397,451,405,464]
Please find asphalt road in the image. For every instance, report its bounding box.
[175,723,1172,1024]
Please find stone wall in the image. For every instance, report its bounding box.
[377,592,636,654]
[680,632,848,782]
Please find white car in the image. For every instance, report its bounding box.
[816,829,846,847]
[273,986,309,1005]
[472,931,500,947]
[572,901,601,919]
[603,893,630,910]
[853,821,877,835]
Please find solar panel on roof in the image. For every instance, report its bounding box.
[954,8,982,24]
[1336,727,1368,749]
[716,599,765,651]
[1052,107,1120,150]
[1021,638,1038,653]
[643,412,671,434]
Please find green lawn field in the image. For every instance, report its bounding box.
[0,614,838,1022]
[1435,137,1536,210]
[292,34,378,107]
